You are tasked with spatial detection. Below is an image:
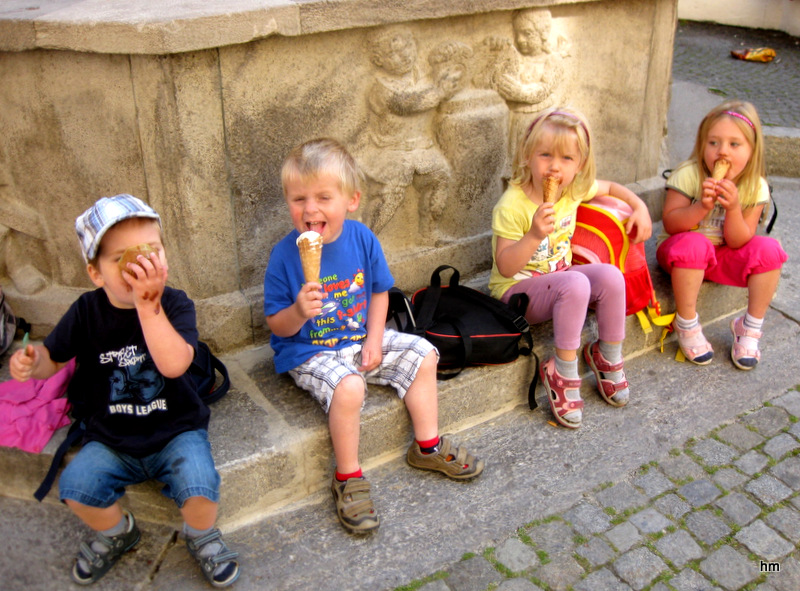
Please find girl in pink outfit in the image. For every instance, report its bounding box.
[489,106,652,428]
[659,100,787,370]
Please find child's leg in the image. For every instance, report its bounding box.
[366,330,483,478]
[402,350,438,443]
[328,374,366,475]
[59,442,143,584]
[746,269,781,318]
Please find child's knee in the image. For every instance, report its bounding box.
[332,374,366,409]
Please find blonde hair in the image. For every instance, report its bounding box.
[281,138,363,198]
[689,99,764,208]
[511,106,595,200]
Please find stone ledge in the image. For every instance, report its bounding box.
[0,0,597,55]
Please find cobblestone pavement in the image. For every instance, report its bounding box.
[404,391,800,591]
[672,21,800,128]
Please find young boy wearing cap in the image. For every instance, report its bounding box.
[8,194,239,587]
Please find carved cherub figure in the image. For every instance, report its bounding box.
[359,26,456,240]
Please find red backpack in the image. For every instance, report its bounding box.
[570,194,673,334]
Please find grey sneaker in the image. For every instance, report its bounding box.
[71,510,141,585]
[186,528,240,588]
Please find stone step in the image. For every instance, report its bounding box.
[0,223,749,529]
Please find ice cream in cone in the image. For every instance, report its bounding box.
[542,175,560,203]
[296,231,323,283]
[712,158,731,181]
[118,243,157,277]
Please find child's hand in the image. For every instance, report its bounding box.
[700,178,719,211]
[713,178,741,211]
[626,207,653,243]
[122,250,168,315]
[9,345,38,382]
[358,338,383,373]
[296,282,326,319]
[530,202,555,240]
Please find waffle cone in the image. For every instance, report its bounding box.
[298,235,323,283]
[542,175,559,203]
[712,159,730,181]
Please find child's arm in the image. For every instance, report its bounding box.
[494,203,555,278]
[359,291,388,373]
[266,281,325,338]
[596,181,652,243]
[661,187,715,235]
[715,178,762,249]
[126,250,194,378]
[9,344,66,382]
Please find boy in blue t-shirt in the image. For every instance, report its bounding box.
[9,195,239,587]
[264,138,485,533]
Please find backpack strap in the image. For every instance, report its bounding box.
[201,345,231,405]
[33,420,85,502]
[432,313,472,380]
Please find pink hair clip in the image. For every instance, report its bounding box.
[723,110,755,129]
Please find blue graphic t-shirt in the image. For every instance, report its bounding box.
[264,220,394,373]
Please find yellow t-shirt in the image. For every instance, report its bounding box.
[489,181,598,299]
[663,163,770,246]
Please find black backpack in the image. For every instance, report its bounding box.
[33,341,230,501]
[388,265,539,402]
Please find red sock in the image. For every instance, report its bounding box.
[335,468,363,482]
[417,436,440,454]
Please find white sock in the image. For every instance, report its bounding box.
[743,313,763,332]
[676,313,699,331]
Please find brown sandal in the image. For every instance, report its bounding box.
[406,434,485,480]
[330,476,380,533]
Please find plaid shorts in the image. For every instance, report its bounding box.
[288,329,436,412]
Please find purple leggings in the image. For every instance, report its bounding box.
[501,263,626,351]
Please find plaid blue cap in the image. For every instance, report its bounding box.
[75,194,161,262]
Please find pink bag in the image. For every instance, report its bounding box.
[0,358,75,453]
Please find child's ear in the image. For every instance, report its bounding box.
[348,191,362,213]
[86,263,105,288]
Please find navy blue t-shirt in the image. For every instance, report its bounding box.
[44,287,209,457]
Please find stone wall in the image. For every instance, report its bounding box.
[0,0,677,353]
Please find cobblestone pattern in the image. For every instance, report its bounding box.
[672,21,800,128]
[409,391,800,591]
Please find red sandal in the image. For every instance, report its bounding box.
[539,357,583,428]
[583,341,629,407]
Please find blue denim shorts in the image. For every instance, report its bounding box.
[59,429,220,509]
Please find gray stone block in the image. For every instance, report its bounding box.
[700,546,759,591]
[716,423,766,451]
[715,492,762,526]
[712,467,749,491]
[526,520,575,557]
[445,556,503,591]
[659,454,706,482]
[692,438,738,467]
[735,450,770,476]
[669,568,722,591]
[679,479,722,507]
[604,521,642,554]
[628,508,672,535]
[612,547,669,591]
[745,475,793,506]
[771,391,800,418]
[743,407,792,438]
[575,536,615,567]
[654,529,704,568]
[496,578,544,591]
[595,482,648,513]
[495,537,540,573]
[762,433,800,461]
[735,520,795,562]
[653,493,691,519]
[531,554,584,591]
[563,501,612,535]
[633,469,674,499]
[573,567,632,591]
[684,510,731,546]
[764,506,800,544]
[769,455,800,491]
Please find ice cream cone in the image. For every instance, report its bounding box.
[712,159,730,181]
[542,175,559,203]
[296,231,323,283]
